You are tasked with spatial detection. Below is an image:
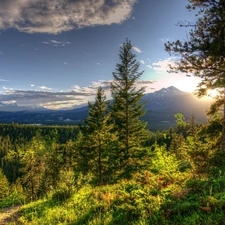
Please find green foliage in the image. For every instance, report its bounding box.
[187,114,199,137]
[1,30,225,223]
[1,139,224,225]
[0,168,10,201]
[110,39,148,178]
[165,0,225,149]
[20,134,48,199]
[181,136,214,175]
[81,87,117,185]
[52,169,76,201]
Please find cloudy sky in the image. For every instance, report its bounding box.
[0,0,200,109]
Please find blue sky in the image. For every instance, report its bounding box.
[0,0,200,109]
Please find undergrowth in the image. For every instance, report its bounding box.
[2,146,225,224]
[5,147,222,224]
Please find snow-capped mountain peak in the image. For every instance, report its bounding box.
[153,86,184,96]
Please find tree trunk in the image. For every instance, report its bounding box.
[98,138,103,186]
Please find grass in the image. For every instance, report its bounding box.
[16,175,225,225]
[2,146,225,225]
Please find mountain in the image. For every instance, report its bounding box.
[142,86,212,130]
[143,86,188,110]
[0,86,213,130]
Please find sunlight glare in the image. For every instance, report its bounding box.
[173,76,200,93]
[206,89,219,98]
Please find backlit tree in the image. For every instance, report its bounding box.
[165,0,225,149]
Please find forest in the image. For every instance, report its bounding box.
[1,0,225,224]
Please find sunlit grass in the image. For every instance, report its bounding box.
[4,145,225,225]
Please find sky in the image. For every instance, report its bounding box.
[0,0,201,110]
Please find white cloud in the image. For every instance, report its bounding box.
[137,80,155,85]
[137,80,156,93]
[72,85,80,90]
[0,79,155,109]
[50,40,61,44]
[146,65,152,69]
[0,0,138,34]
[2,100,16,105]
[132,46,142,53]
[30,84,34,87]
[140,60,145,64]
[150,57,202,93]
[152,58,176,73]
[41,40,71,47]
[2,87,13,91]
[39,86,52,91]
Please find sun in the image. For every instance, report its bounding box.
[173,76,201,93]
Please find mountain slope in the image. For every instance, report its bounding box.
[142,86,212,130]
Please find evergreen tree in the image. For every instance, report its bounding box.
[39,141,62,194]
[187,114,198,137]
[20,134,46,199]
[0,168,10,201]
[169,131,185,159]
[111,39,147,177]
[82,87,115,185]
[165,0,225,149]
[174,113,188,137]
[73,130,90,176]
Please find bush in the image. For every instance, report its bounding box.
[52,169,75,201]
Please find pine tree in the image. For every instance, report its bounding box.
[82,87,115,185]
[165,0,225,149]
[187,114,198,137]
[20,134,46,199]
[111,39,147,177]
[73,130,90,176]
[169,131,185,159]
[174,113,188,137]
[0,168,10,200]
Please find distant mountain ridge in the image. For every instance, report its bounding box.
[143,86,187,111]
[0,86,213,130]
[142,86,212,130]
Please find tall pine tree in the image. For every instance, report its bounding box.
[111,39,147,177]
[82,87,115,185]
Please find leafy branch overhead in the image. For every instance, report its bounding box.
[165,0,225,149]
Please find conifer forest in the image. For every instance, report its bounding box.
[1,1,225,224]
